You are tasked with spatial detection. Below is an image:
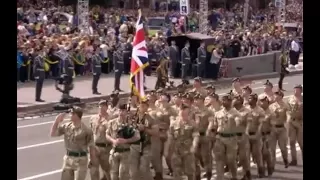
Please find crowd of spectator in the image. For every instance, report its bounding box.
[17,0,303,83]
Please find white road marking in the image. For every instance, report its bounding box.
[17,140,64,150]
[17,115,92,129]
[17,144,301,180]
[17,88,293,150]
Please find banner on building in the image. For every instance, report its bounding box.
[179,0,189,15]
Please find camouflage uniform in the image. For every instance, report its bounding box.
[194,105,213,180]
[246,97,265,177]
[234,106,251,178]
[286,93,303,165]
[269,91,289,169]
[211,107,239,180]
[150,104,176,179]
[129,113,155,180]
[89,115,112,180]
[52,120,94,180]
[107,118,139,180]
[259,96,274,176]
[167,117,199,180]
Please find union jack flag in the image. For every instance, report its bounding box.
[130,9,149,100]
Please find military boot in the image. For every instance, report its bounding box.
[224,165,229,172]
[258,167,265,178]
[205,171,212,180]
[289,160,298,166]
[195,174,201,180]
[267,167,274,177]
[154,172,163,180]
[283,158,289,168]
[241,171,252,180]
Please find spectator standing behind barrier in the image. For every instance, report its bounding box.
[209,46,222,80]
[289,37,300,66]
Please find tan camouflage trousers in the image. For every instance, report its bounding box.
[195,136,212,175]
[237,134,250,172]
[270,127,288,168]
[129,145,153,180]
[213,136,238,180]
[109,151,130,180]
[288,122,303,162]
[171,151,195,180]
[89,146,112,180]
[61,155,88,180]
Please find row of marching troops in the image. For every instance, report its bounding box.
[50,77,303,180]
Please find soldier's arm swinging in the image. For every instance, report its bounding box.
[206,116,217,137]
[87,129,98,162]
[164,125,174,157]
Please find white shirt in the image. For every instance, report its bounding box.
[291,40,300,52]
[100,44,108,58]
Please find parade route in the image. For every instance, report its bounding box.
[17,74,303,180]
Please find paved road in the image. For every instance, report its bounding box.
[17,75,303,180]
[17,74,222,107]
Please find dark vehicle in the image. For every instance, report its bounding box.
[147,17,167,35]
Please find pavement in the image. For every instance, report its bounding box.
[17,74,303,180]
[17,67,303,113]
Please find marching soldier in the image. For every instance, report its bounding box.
[242,86,252,107]
[181,42,191,80]
[168,41,179,78]
[193,94,213,180]
[259,95,274,176]
[207,94,239,180]
[165,104,200,180]
[50,106,95,180]
[151,93,176,179]
[269,90,289,170]
[108,91,120,119]
[197,41,207,78]
[33,48,45,102]
[190,77,207,97]
[155,47,169,90]
[231,78,242,97]
[278,50,289,91]
[171,92,183,115]
[130,100,159,180]
[259,80,275,103]
[286,85,303,166]
[246,94,265,177]
[89,100,111,180]
[205,84,216,95]
[106,104,141,180]
[92,47,102,95]
[113,50,124,92]
[232,95,251,180]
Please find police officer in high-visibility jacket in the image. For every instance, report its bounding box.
[33,48,46,102]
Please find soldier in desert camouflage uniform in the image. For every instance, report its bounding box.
[193,93,213,180]
[207,94,239,180]
[232,95,251,180]
[269,90,289,170]
[258,95,274,177]
[246,94,265,178]
[50,107,95,180]
[166,105,200,180]
[130,100,159,180]
[89,100,112,180]
[286,85,303,166]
